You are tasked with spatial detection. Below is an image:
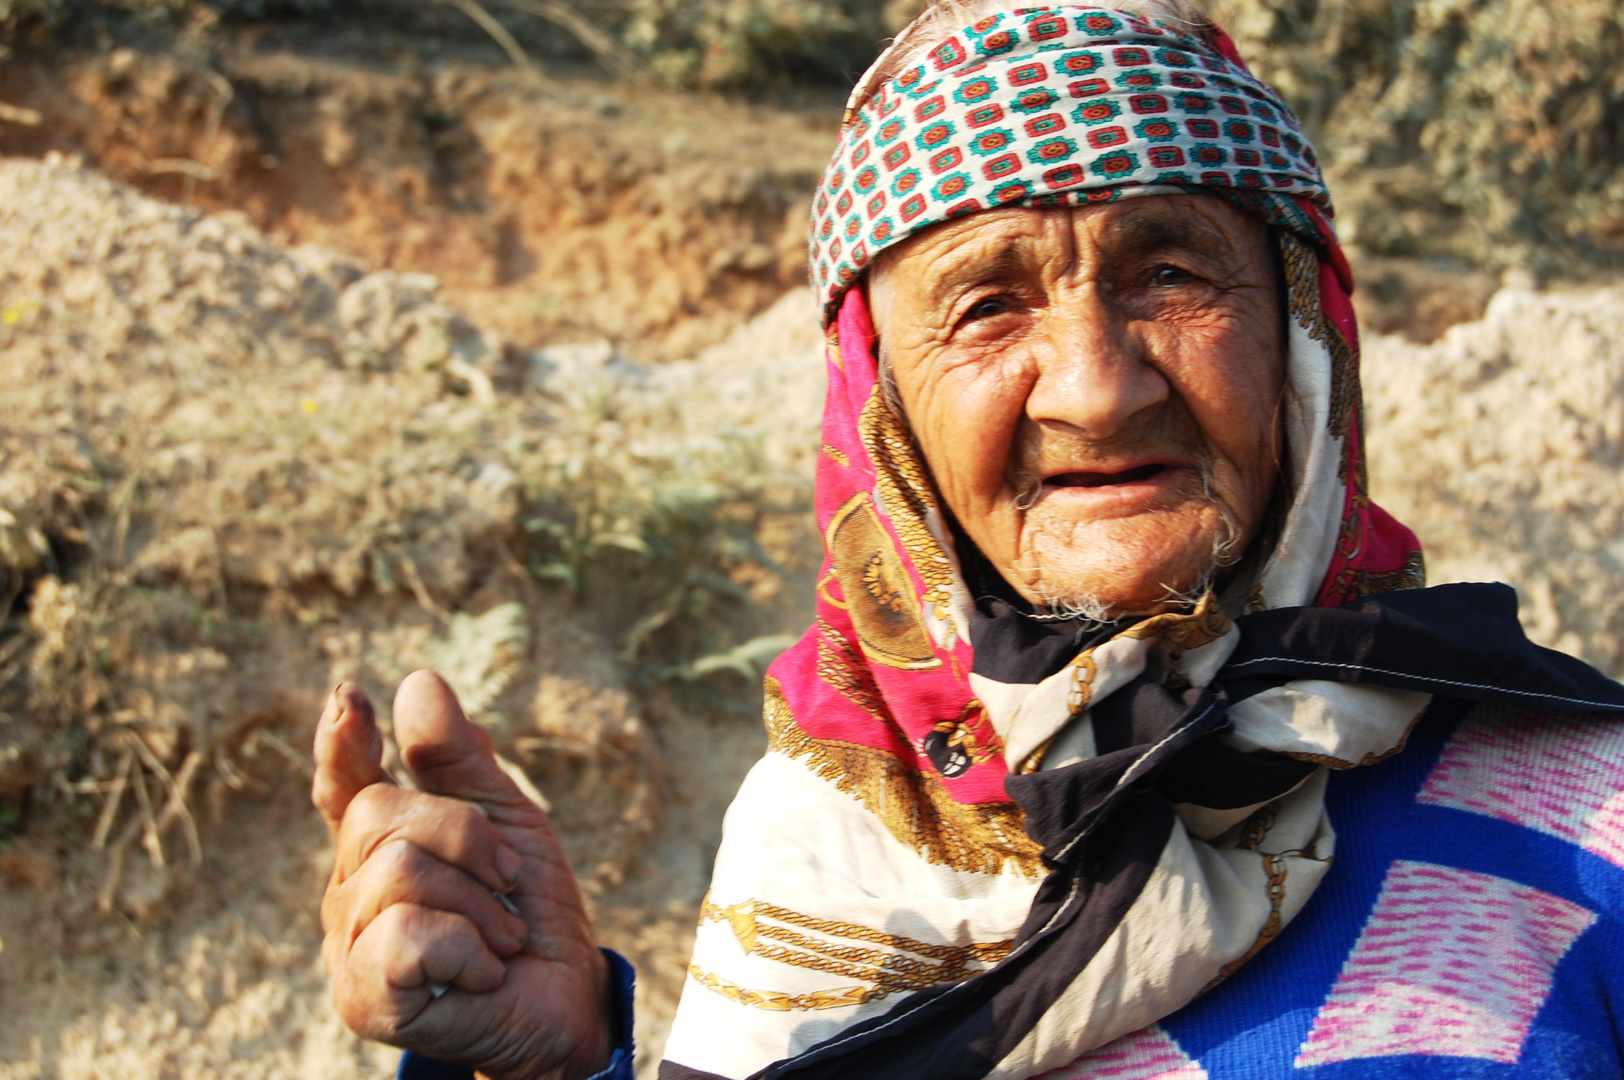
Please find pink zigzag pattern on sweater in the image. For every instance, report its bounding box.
[1418,704,1624,869]
[1295,861,1595,1067]
[1036,1026,1206,1080]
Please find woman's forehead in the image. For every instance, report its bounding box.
[872,194,1264,284]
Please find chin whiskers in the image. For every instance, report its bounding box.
[1154,474,1244,611]
[1199,463,1245,570]
[1000,459,1251,624]
[1004,559,1118,626]
[1032,593,1117,628]
[1153,571,1213,612]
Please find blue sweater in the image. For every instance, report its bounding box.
[1142,706,1624,1080]
[404,704,1624,1079]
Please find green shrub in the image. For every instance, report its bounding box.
[612,0,899,87]
[1211,0,1624,267]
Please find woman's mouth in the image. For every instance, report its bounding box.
[1047,464,1171,488]
[1023,462,1197,517]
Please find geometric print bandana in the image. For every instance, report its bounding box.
[810,5,1337,326]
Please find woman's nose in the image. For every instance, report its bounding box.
[1024,289,1168,440]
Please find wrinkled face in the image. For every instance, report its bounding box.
[868,195,1286,618]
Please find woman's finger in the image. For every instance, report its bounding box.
[333,783,522,895]
[336,903,507,1042]
[312,684,394,835]
[393,671,548,828]
[336,838,530,958]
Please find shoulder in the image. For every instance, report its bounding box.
[1315,700,1624,998]
[1413,700,1624,871]
[1315,699,1624,899]
[1082,700,1624,1080]
[1295,706,1624,1076]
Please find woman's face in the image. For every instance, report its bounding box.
[868,194,1286,617]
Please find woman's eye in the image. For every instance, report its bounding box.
[966,297,1010,321]
[1151,265,1195,288]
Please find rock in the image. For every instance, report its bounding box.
[1364,284,1624,678]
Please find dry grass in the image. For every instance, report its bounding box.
[0,149,827,1076]
[0,153,814,899]
[1212,0,1624,270]
[0,0,911,86]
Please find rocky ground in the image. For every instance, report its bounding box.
[1364,283,1624,679]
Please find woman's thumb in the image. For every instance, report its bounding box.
[393,670,541,824]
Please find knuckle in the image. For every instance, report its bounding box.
[310,773,335,815]
[373,900,417,940]
[333,983,381,1040]
[319,884,345,932]
[320,930,344,977]
[329,959,370,1018]
[373,837,423,881]
[405,795,491,864]
[442,803,492,859]
[342,782,396,834]
[328,924,418,1046]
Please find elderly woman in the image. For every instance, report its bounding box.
[311,3,1624,1079]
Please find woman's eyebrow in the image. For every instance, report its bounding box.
[927,241,1032,300]
[1105,213,1233,261]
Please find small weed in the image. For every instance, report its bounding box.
[422,603,529,724]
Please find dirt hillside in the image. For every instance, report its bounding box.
[0,30,836,362]
[10,0,1620,352]
[0,152,820,1078]
[3,144,1622,1078]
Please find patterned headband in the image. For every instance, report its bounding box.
[809,5,1337,325]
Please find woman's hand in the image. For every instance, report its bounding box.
[313,671,612,1080]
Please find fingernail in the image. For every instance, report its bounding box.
[495,845,521,886]
[507,914,529,945]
